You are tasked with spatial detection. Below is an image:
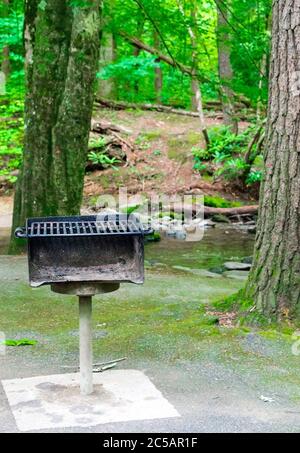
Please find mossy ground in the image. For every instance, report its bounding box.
[1,230,300,406]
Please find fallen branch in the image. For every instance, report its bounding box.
[203,205,258,217]
[119,31,210,83]
[171,202,258,217]
[96,98,201,116]
[95,98,254,121]
[91,120,132,135]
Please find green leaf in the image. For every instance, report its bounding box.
[4,338,38,346]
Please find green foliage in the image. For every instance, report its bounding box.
[0,84,24,186]
[88,136,107,150]
[246,170,262,185]
[193,125,263,184]
[121,204,141,215]
[99,55,160,82]
[87,151,121,169]
[4,338,37,346]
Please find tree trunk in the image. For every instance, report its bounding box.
[216,0,238,134]
[10,0,100,253]
[245,0,300,321]
[176,0,209,147]
[132,11,145,96]
[191,78,210,148]
[153,31,163,103]
[98,32,116,99]
[1,0,11,79]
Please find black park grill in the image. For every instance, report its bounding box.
[15,213,152,395]
[15,214,152,288]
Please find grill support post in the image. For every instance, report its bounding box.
[79,296,93,395]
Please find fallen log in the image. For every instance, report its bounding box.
[95,98,201,117]
[91,120,132,135]
[203,205,258,217]
[171,202,258,217]
[95,98,254,121]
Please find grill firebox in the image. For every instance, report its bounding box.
[16,214,151,287]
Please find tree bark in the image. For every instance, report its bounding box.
[153,31,163,103]
[10,0,100,253]
[216,0,238,134]
[1,0,11,79]
[176,0,209,147]
[245,0,300,320]
[98,32,116,98]
[132,10,145,96]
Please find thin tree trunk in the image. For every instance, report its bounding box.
[191,78,210,147]
[177,0,209,147]
[10,0,100,253]
[245,0,300,321]
[132,11,145,96]
[1,0,10,78]
[98,32,116,98]
[256,11,272,121]
[216,0,238,134]
[153,31,163,103]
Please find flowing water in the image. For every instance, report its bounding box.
[145,225,254,271]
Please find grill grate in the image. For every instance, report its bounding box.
[28,220,144,237]
[14,214,151,239]
[15,215,152,239]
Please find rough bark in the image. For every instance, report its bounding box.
[10,0,100,253]
[216,0,238,134]
[245,0,300,320]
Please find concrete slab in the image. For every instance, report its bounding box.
[2,370,180,432]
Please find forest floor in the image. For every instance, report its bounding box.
[83,107,256,208]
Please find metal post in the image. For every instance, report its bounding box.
[79,295,93,395]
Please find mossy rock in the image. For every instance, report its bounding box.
[208,265,226,275]
[145,232,161,242]
[242,256,253,264]
[211,214,231,223]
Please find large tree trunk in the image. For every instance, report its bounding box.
[216,0,238,134]
[10,0,100,253]
[245,0,300,321]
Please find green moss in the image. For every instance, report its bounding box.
[187,131,202,145]
[204,195,242,209]
[212,289,252,312]
[145,232,161,242]
[167,137,189,162]
[158,211,182,220]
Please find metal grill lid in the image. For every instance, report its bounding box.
[15,214,152,238]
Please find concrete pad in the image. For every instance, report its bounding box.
[2,370,180,432]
